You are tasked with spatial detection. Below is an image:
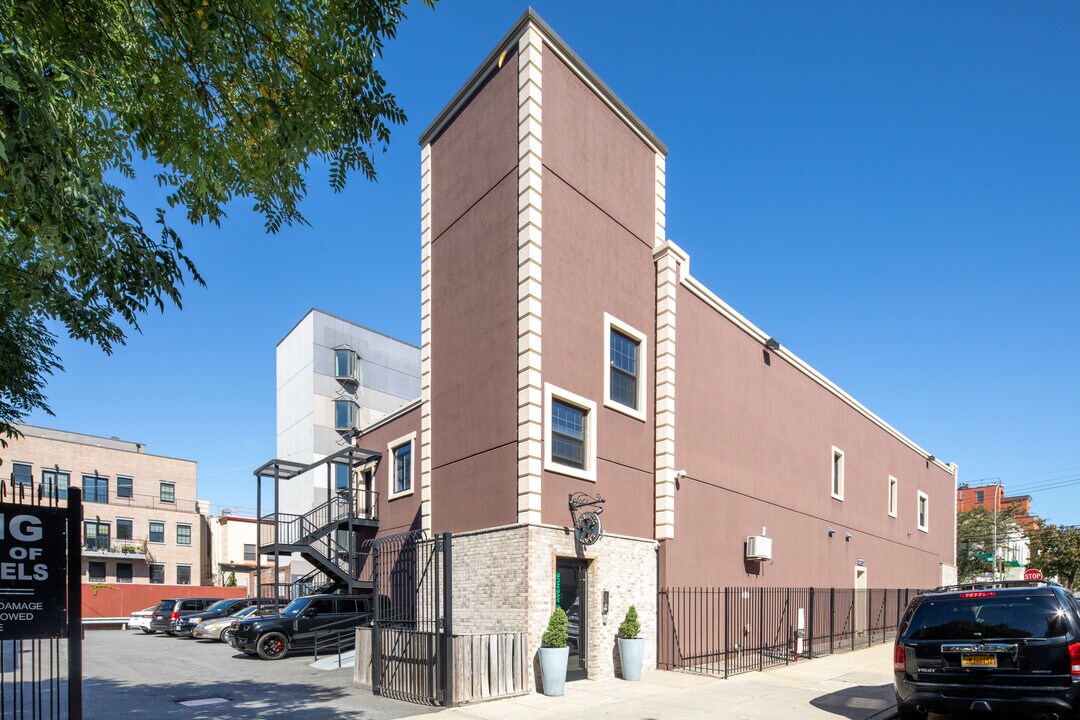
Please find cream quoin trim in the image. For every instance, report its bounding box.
[654,154,666,249]
[888,475,898,518]
[387,431,417,500]
[543,384,597,483]
[516,27,544,525]
[679,270,951,473]
[603,313,647,422]
[917,490,929,533]
[653,241,687,541]
[831,446,845,501]
[419,143,433,533]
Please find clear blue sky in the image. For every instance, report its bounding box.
[26,1,1080,524]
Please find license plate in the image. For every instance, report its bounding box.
[961,654,997,668]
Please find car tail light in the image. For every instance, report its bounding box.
[959,591,995,598]
[894,643,906,671]
[1069,642,1080,676]
[170,611,179,622]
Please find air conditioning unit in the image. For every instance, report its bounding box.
[746,535,773,561]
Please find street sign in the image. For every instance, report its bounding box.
[0,504,68,640]
[1024,568,1043,581]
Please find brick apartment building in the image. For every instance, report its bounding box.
[264,10,958,684]
[0,425,210,586]
[957,482,1036,579]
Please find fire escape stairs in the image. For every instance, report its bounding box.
[266,493,376,595]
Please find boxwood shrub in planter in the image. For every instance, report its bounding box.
[538,608,569,696]
[617,605,644,681]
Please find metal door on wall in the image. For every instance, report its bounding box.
[555,558,588,681]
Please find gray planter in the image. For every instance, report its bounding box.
[538,646,568,696]
[617,637,645,681]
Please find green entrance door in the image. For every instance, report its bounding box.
[555,558,588,680]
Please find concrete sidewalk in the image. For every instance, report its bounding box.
[428,643,896,720]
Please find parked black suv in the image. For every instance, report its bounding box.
[173,597,262,637]
[149,597,222,635]
[230,594,374,660]
[894,580,1080,719]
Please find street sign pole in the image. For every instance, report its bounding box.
[67,487,83,719]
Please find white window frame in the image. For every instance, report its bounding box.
[333,346,359,382]
[387,432,416,500]
[176,523,192,546]
[544,384,597,482]
[831,446,845,501]
[603,313,647,421]
[917,491,929,532]
[888,476,898,518]
[148,520,166,545]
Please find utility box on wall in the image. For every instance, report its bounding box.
[745,535,773,561]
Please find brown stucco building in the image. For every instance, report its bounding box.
[269,10,958,685]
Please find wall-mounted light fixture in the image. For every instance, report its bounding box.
[827,526,836,537]
[765,338,780,351]
[844,531,853,542]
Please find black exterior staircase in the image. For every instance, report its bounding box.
[259,489,379,597]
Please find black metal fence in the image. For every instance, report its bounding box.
[0,481,82,719]
[658,586,919,678]
[365,531,453,706]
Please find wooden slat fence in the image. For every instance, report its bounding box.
[355,628,528,705]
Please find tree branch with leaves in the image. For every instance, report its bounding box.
[0,0,434,447]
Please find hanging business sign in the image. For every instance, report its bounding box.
[0,504,68,640]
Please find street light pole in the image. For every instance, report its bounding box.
[992,479,1001,581]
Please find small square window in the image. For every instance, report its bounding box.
[917,492,929,532]
[11,463,32,488]
[334,348,358,381]
[176,565,191,585]
[149,564,165,584]
[831,447,845,501]
[176,524,191,546]
[335,399,357,431]
[544,385,597,482]
[83,521,110,551]
[88,561,106,583]
[117,476,133,499]
[243,544,256,563]
[116,563,133,583]
[149,521,165,544]
[116,519,133,541]
[160,482,175,504]
[83,475,109,504]
[888,476,898,518]
[42,470,69,500]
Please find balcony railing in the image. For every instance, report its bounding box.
[1,479,201,513]
[82,537,155,561]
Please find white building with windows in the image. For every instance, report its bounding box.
[273,309,421,577]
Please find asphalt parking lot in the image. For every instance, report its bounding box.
[84,628,430,720]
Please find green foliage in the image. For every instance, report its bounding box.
[225,571,237,587]
[956,505,1024,582]
[542,607,568,649]
[617,605,640,640]
[1027,519,1080,590]
[0,0,434,445]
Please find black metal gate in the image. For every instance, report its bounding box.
[365,530,452,706]
[0,482,83,719]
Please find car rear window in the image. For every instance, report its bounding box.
[157,600,176,612]
[906,594,1071,640]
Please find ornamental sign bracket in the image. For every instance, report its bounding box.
[568,492,605,547]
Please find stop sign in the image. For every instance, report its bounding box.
[1024,568,1043,581]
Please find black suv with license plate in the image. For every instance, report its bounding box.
[149,597,222,635]
[894,580,1080,719]
[230,594,374,660]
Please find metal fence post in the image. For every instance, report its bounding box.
[372,543,381,695]
[723,587,729,679]
[442,532,453,707]
[808,588,815,659]
[829,588,835,655]
[67,487,83,720]
[757,589,764,672]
